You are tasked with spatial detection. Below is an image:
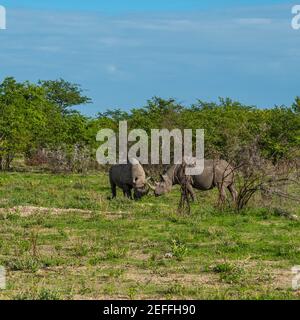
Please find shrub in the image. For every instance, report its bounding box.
[171,240,188,261]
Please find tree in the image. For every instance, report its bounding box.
[293,97,300,113]
[38,79,91,114]
[261,106,300,163]
[0,77,62,169]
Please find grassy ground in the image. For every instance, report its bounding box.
[0,171,300,300]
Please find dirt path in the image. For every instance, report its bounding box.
[0,206,93,217]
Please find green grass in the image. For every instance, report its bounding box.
[0,171,299,300]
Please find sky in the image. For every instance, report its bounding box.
[0,1,298,115]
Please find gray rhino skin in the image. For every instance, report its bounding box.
[154,159,238,203]
[109,160,149,200]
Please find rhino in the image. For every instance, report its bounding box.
[151,159,238,204]
[109,159,150,200]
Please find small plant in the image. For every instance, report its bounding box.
[7,255,41,272]
[164,282,186,297]
[72,243,89,257]
[37,288,61,300]
[40,255,65,267]
[88,256,102,266]
[171,240,188,261]
[14,288,61,300]
[128,286,138,300]
[212,262,245,284]
[108,269,124,278]
[79,281,93,295]
[103,284,116,296]
[104,247,127,260]
[212,262,234,273]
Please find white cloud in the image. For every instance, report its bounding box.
[106,64,117,74]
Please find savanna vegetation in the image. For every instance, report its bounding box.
[0,77,299,172]
[0,173,299,300]
[0,77,299,300]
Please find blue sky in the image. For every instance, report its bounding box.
[0,1,288,12]
[0,1,298,115]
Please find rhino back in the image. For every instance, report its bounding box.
[109,164,132,187]
[164,163,213,190]
[193,159,234,189]
[191,159,215,190]
[213,159,235,185]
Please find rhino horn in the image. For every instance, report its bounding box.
[147,181,156,191]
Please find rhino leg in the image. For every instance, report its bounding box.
[187,184,196,202]
[217,183,227,206]
[123,185,133,200]
[110,182,117,199]
[228,184,238,202]
[133,189,141,200]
